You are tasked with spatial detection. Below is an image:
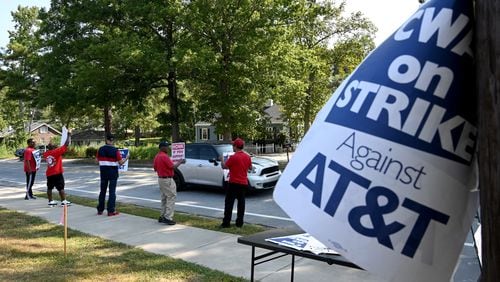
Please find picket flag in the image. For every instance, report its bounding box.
[273,0,478,281]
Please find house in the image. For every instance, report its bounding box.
[194,100,288,144]
[71,129,106,147]
[29,122,62,145]
[0,122,62,145]
[0,126,15,144]
[262,101,287,142]
[194,122,223,143]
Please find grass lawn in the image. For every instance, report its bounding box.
[0,208,246,281]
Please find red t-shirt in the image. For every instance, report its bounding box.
[225,151,252,185]
[23,147,36,172]
[43,145,67,176]
[153,151,175,177]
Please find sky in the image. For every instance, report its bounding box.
[0,0,421,48]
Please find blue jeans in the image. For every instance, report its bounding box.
[97,177,117,213]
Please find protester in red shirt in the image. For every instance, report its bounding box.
[43,133,71,206]
[219,138,252,228]
[23,138,40,200]
[153,141,185,225]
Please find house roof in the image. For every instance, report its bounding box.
[1,122,61,138]
[27,122,62,135]
[264,104,284,124]
[71,129,105,141]
[195,122,213,127]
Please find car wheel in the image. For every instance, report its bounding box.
[174,170,186,191]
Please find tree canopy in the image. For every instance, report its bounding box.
[0,0,376,144]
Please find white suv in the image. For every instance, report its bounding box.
[174,143,281,190]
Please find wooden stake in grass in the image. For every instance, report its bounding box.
[64,204,68,256]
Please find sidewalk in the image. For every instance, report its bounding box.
[0,186,381,282]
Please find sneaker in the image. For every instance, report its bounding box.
[219,223,230,228]
[29,195,37,200]
[163,218,176,225]
[61,200,71,206]
[97,211,103,215]
[48,200,57,206]
[108,211,120,217]
[158,216,166,223]
[24,195,29,200]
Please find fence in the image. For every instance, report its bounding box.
[246,143,296,155]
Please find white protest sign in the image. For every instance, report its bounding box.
[171,142,185,162]
[222,152,235,181]
[60,126,68,146]
[32,149,42,170]
[273,0,478,281]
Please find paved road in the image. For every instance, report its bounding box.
[0,158,481,281]
[0,158,297,228]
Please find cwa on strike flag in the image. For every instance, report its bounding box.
[273,0,478,281]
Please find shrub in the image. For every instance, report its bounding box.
[85,147,98,158]
[0,145,18,159]
[128,145,158,160]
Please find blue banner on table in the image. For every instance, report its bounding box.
[273,0,478,281]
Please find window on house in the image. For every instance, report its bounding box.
[201,128,209,140]
[218,134,224,141]
[39,126,48,134]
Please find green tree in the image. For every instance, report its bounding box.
[275,0,376,137]
[37,0,160,134]
[119,0,192,142]
[184,0,284,140]
[0,6,43,141]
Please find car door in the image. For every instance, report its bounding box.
[195,145,223,187]
[179,144,200,184]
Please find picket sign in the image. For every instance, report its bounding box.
[60,126,68,146]
[118,149,129,172]
[171,142,186,162]
[273,0,479,281]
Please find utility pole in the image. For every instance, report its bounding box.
[475,0,500,280]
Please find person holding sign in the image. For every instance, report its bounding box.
[153,141,185,225]
[96,134,129,216]
[219,138,252,228]
[43,132,71,206]
[153,141,186,225]
[23,138,40,200]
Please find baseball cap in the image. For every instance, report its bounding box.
[159,141,170,148]
[106,133,115,141]
[232,138,245,148]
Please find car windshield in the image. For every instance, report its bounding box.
[213,144,233,156]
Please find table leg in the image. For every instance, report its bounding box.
[291,254,295,282]
[251,246,255,282]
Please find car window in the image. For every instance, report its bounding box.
[214,144,233,156]
[185,146,199,159]
[199,146,217,160]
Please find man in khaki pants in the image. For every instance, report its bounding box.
[153,141,185,225]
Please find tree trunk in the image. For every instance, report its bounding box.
[167,70,180,142]
[303,72,316,133]
[475,0,500,280]
[103,106,112,136]
[134,125,141,146]
[165,20,181,143]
